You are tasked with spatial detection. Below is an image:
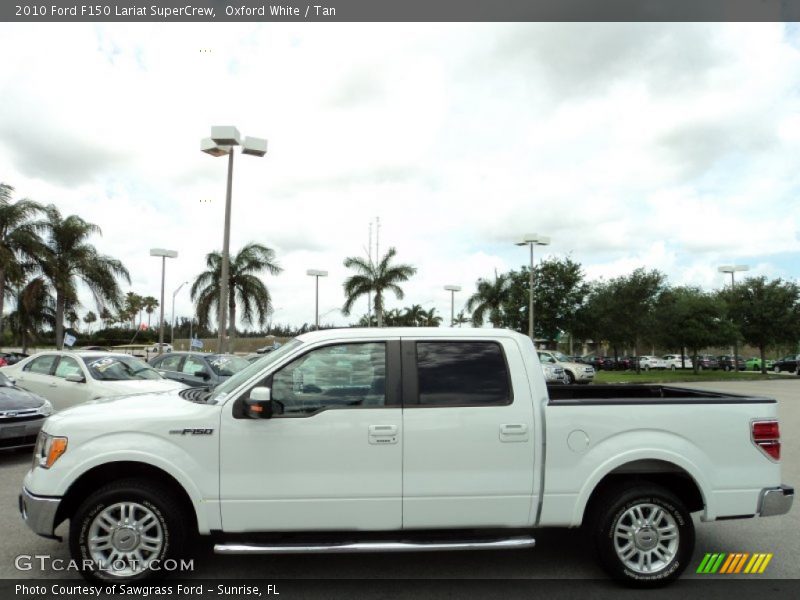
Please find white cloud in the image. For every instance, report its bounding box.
[1,22,799,333]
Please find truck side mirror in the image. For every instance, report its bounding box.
[246,387,273,419]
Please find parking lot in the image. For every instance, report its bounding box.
[0,380,797,582]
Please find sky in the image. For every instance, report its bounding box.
[0,22,799,331]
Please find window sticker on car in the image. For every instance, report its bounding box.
[88,358,116,371]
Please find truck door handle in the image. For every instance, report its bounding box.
[500,424,527,435]
[500,423,529,442]
[368,424,398,445]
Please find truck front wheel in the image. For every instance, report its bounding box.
[69,478,188,583]
[589,483,694,587]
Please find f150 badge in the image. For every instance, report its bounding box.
[169,428,214,435]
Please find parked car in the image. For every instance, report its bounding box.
[541,362,566,385]
[638,355,667,370]
[694,354,720,371]
[149,352,251,388]
[581,354,614,371]
[772,354,800,374]
[244,353,263,364]
[256,342,282,354]
[1,351,187,411]
[663,355,693,370]
[20,328,793,587]
[746,357,775,371]
[0,356,6,367]
[0,351,29,366]
[0,371,52,449]
[147,343,173,354]
[538,350,594,384]
[717,355,746,372]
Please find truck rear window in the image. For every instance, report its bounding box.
[415,341,511,407]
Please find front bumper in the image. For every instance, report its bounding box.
[758,484,794,517]
[0,417,45,450]
[18,487,61,540]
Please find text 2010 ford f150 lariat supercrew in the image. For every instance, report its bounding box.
[19,328,793,586]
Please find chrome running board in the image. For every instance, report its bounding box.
[214,536,535,555]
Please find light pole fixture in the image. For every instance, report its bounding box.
[718,265,749,372]
[516,234,551,343]
[150,248,178,355]
[444,285,462,327]
[171,281,188,344]
[201,126,267,353]
[307,269,329,330]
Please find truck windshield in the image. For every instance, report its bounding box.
[208,339,303,404]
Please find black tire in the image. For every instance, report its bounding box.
[774,365,781,374]
[564,371,576,385]
[588,483,694,588]
[69,478,188,583]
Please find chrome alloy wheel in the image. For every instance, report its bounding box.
[612,502,679,575]
[88,502,164,576]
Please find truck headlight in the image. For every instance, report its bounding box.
[33,432,68,469]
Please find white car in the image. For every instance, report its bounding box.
[663,354,693,370]
[638,355,667,370]
[537,350,595,384]
[147,343,173,354]
[541,362,566,384]
[1,351,187,411]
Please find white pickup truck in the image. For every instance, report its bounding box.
[19,328,793,587]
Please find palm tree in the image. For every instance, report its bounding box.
[402,304,426,327]
[83,311,97,333]
[422,307,442,327]
[0,184,45,338]
[142,296,159,327]
[466,273,510,328]
[453,311,470,327]
[38,205,130,349]
[7,277,56,353]
[342,247,417,327]
[66,308,80,331]
[192,242,282,351]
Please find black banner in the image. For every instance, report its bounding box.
[4,0,800,23]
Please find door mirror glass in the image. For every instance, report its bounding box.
[65,373,85,383]
[246,387,273,419]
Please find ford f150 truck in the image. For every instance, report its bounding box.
[19,328,793,587]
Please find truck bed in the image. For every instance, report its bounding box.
[547,384,776,405]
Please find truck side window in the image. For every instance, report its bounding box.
[271,342,386,416]
[415,342,511,406]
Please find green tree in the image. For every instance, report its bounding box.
[466,273,510,328]
[653,286,734,373]
[421,307,442,327]
[83,311,97,333]
[7,277,55,353]
[723,276,800,374]
[142,295,159,327]
[342,247,417,328]
[503,257,589,345]
[0,183,45,339]
[402,304,426,327]
[576,268,666,369]
[38,205,130,349]
[192,242,282,351]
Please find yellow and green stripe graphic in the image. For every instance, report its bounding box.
[696,552,773,574]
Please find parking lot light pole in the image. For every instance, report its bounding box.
[306,270,329,330]
[150,249,178,356]
[718,265,749,373]
[171,281,188,345]
[202,126,267,353]
[516,234,551,343]
[444,285,461,327]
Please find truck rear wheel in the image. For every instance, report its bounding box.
[69,478,188,583]
[589,483,694,587]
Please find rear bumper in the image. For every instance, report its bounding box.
[758,484,794,517]
[18,487,61,540]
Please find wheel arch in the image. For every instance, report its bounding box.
[55,461,199,535]
[581,459,706,526]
